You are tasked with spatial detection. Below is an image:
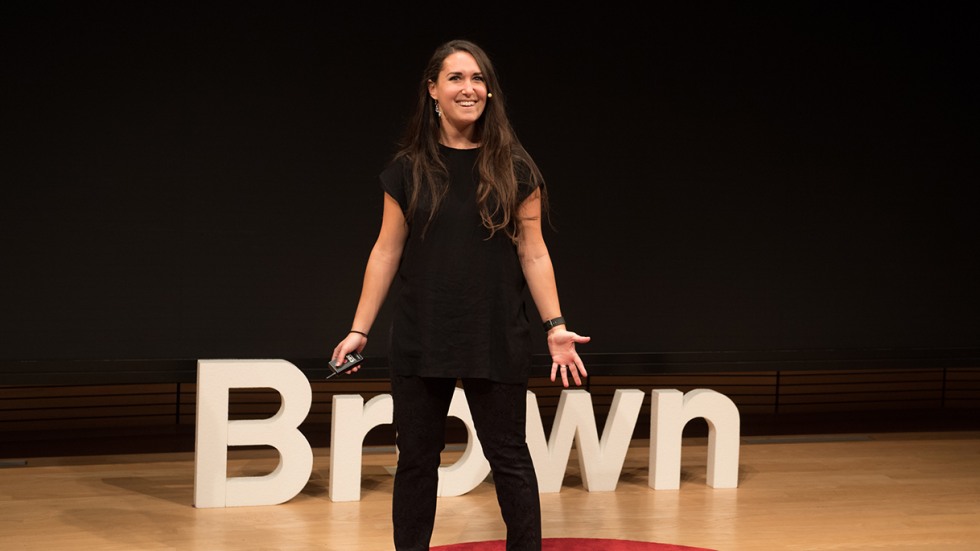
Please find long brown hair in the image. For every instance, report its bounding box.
[390,39,548,243]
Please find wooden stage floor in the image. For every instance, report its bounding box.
[2,431,979,550]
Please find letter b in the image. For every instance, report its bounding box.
[193,360,313,507]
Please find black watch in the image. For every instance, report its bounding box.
[542,316,566,331]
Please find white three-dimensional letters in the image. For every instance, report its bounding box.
[193,360,740,508]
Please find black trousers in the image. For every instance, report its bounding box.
[390,375,542,551]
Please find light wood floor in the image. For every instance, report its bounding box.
[2,431,979,550]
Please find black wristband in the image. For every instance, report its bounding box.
[542,316,566,331]
[349,330,368,337]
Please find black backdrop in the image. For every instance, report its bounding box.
[2,3,978,365]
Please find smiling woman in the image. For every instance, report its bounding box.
[428,51,490,147]
[329,38,590,550]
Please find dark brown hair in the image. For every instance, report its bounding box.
[391,39,548,243]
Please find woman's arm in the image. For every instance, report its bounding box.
[517,188,590,387]
[331,192,408,370]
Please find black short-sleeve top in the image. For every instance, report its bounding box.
[379,144,539,383]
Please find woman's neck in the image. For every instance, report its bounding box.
[438,125,479,150]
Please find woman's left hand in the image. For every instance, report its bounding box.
[547,328,591,387]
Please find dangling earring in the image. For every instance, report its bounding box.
[434,100,441,117]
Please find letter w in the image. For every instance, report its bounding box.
[526,388,645,493]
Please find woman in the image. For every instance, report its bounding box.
[332,38,590,551]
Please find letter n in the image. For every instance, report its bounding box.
[649,388,740,490]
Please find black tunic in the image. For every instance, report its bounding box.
[379,144,538,383]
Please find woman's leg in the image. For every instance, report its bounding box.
[462,378,542,551]
[390,375,456,551]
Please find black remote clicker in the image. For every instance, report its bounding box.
[326,352,364,379]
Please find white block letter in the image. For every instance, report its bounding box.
[649,388,740,490]
[329,388,491,501]
[329,393,393,502]
[194,359,313,508]
[526,388,644,493]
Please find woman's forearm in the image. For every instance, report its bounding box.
[347,192,407,335]
[522,248,563,323]
[350,243,401,335]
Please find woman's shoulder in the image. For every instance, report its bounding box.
[379,154,412,201]
[380,153,412,180]
[511,148,544,191]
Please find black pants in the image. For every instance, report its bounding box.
[390,375,542,551]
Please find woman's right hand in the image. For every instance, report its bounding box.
[332,332,368,375]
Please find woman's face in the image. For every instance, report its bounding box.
[428,51,488,134]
